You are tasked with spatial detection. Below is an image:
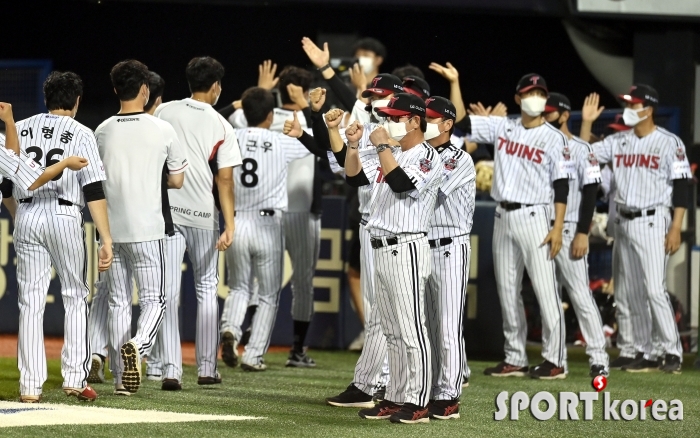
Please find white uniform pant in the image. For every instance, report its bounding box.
[426,235,470,401]
[554,222,609,368]
[613,208,682,359]
[15,200,91,395]
[88,278,110,359]
[104,240,166,384]
[374,234,431,407]
[493,205,566,368]
[284,212,321,322]
[221,212,284,364]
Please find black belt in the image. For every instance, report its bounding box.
[234,209,275,216]
[618,208,655,220]
[370,233,427,249]
[360,218,368,226]
[550,220,577,226]
[20,197,73,206]
[429,237,452,248]
[499,202,534,211]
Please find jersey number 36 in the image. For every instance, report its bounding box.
[27,147,64,181]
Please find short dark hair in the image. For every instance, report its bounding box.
[242,87,275,127]
[392,64,424,80]
[110,60,150,101]
[352,37,387,59]
[186,57,225,93]
[43,71,83,111]
[144,71,165,112]
[277,66,313,105]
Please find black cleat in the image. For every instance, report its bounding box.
[161,378,182,391]
[220,331,239,368]
[484,361,529,377]
[659,354,682,374]
[285,349,316,368]
[359,400,401,419]
[389,403,430,424]
[326,384,374,408]
[622,356,659,373]
[427,399,460,420]
[529,361,566,380]
[610,353,643,370]
[120,341,141,393]
[197,372,222,385]
[372,386,386,403]
[589,364,609,377]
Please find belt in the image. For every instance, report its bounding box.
[360,218,368,226]
[550,220,577,226]
[370,233,427,249]
[234,209,276,217]
[20,197,73,206]
[499,202,534,211]
[429,237,452,248]
[618,208,656,220]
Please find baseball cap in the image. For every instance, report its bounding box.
[516,73,548,95]
[402,75,431,99]
[375,93,426,118]
[544,92,571,114]
[607,113,631,132]
[361,73,404,98]
[425,96,456,120]
[618,84,659,107]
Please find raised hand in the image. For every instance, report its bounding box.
[287,83,307,108]
[582,92,605,122]
[468,102,492,116]
[491,102,508,117]
[258,60,279,90]
[369,126,390,147]
[309,87,326,112]
[0,102,13,123]
[283,111,303,138]
[349,63,368,93]
[428,62,459,84]
[325,108,345,129]
[345,121,364,144]
[301,37,330,68]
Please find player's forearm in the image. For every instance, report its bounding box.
[29,159,69,190]
[167,172,185,189]
[345,146,363,177]
[3,119,19,155]
[450,80,467,122]
[87,199,112,245]
[377,148,399,176]
[579,120,593,143]
[553,202,567,229]
[217,176,236,231]
[670,207,685,232]
[2,197,17,220]
[328,127,345,153]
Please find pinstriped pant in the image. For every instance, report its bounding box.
[554,223,609,368]
[283,212,321,322]
[221,212,284,364]
[426,235,470,401]
[104,240,166,384]
[493,205,566,368]
[352,223,391,397]
[15,201,91,395]
[374,235,432,407]
[157,225,219,380]
[614,209,682,359]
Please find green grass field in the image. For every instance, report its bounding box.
[0,348,698,437]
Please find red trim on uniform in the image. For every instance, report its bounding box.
[169,163,188,173]
[425,108,444,118]
[209,139,225,161]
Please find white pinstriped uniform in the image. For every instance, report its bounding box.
[95,113,188,385]
[359,142,442,407]
[553,136,608,368]
[0,135,45,192]
[154,98,242,381]
[220,127,310,365]
[593,127,689,360]
[469,116,570,368]
[228,109,320,325]
[426,143,475,401]
[12,114,106,396]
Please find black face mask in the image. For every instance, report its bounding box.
[549,118,564,130]
[365,104,372,113]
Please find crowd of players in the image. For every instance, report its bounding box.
[0,35,691,425]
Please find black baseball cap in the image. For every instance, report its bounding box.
[402,75,430,99]
[361,73,404,98]
[516,73,548,95]
[375,92,426,118]
[544,92,571,114]
[425,96,456,120]
[619,84,659,107]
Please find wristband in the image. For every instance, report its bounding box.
[317,64,332,72]
[376,144,389,153]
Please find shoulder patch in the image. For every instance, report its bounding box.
[588,153,599,166]
[676,146,686,161]
[444,157,458,171]
[419,157,432,173]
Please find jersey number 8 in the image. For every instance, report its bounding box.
[27,147,64,181]
[241,158,258,188]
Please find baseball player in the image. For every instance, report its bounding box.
[542,92,609,377]
[343,93,443,424]
[154,57,241,390]
[592,84,689,374]
[459,74,570,379]
[220,87,314,371]
[11,71,113,404]
[95,59,188,395]
[88,71,167,384]
[422,96,475,419]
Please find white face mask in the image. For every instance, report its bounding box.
[386,120,413,141]
[424,121,444,141]
[369,99,389,121]
[520,96,546,117]
[622,107,648,127]
[358,56,374,75]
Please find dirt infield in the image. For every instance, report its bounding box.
[0,335,289,365]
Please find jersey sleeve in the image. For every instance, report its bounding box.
[0,146,19,179]
[12,150,44,191]
[577,140,602,187]
[163,123,188,174]
[591,135,614,164]
[402,149,442,196]
[281,136,312,164]
[76,129,107,187]
[467,115,501,145]
[440,150,476,197]
[666,136,692,181]
[359,147,380,185]
[216,119,243,169]
[548,134,573,183]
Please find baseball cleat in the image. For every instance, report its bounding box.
[389,403,430,424]
[622,357,660,373]
[19,395,41,403]
[146,374,162,382]
[358,400,401,419]
[197,372,222,385]
[285,349,316,368]
[462,376,469,388]
[660,354,682,374]
[113,385,131,396]
[87,354,105,384]
[220,331,239,368]
[63,385,98,401]
[161,379,182,391]
[241,361,267,372]
[427,399,460,420]
[609,353,643,370]
[326,384,374,408]
[589,364,609,377]
[529,361,567,380]
[120,341,142,393]
[372,386,386,403]
[484,361,529,377]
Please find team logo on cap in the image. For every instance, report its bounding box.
[372,77,381,88]
[444,157,457,171]
[530,76,540,84]
[426,98,435,105]
[389,97,399,107]
[419,158,432,173]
